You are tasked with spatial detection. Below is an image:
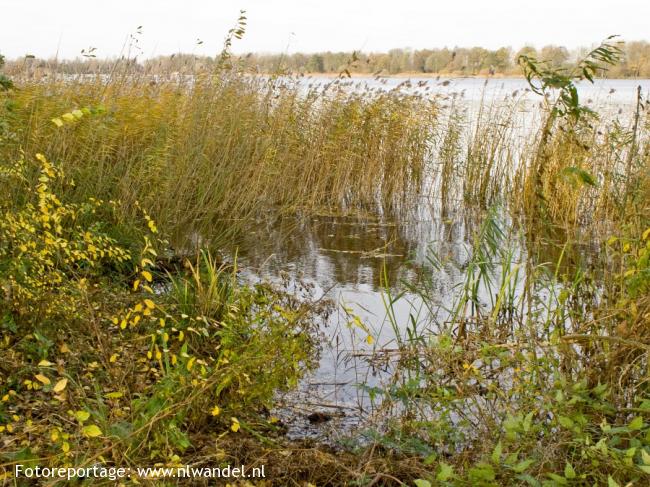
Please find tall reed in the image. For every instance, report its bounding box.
[0,72,437,247]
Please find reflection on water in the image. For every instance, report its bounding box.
[233,205,494,439]
[235,210,600,441]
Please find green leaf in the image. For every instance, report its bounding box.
[523,411,534,432]
[641,448,650,465]
[629,416,644,430]
[608,476,620,487]
[423,453,437,465]
[469,463,495,481]
[564,462,576,479]
[512,459,534,473]
[561,166,597,187]
[547,473,568,485]
[414,480,431,487]
[516,474,541,487]
[491,441,502,464]
[558,416,574,429]
[505,452,518,465]
[436,462,454,482]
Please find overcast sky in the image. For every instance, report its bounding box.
[1,0,649,59]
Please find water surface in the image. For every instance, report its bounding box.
[235,76,648,440]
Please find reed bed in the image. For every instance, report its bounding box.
[0,72,437,247]
[2,63,647,249]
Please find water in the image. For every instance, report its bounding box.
[302,75,650,105]
[233,77,648,441]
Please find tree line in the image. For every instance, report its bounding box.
[239,41,650,77]
[3,41,650,78]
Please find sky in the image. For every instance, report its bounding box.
[1,0,649,59]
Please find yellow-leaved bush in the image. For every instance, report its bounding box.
[0,149,316,467]
[0,152,130,320]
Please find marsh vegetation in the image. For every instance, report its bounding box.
[0,29,649,486]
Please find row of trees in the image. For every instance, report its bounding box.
[239,41,650,77]
[3,41,650,78]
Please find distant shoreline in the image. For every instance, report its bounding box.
[266,71,649,81]
[294,71,522,79]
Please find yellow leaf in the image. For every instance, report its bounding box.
[75,410,90,422]
[61,441,70,452]
[35,374,51,385]
[38,359,54,367]
[105,391,123,399]
[144,299,155,310]
[366,335,374,345]
[51,118,64,127]
[211,406,221,416]
[230,417,240,432]
[141,271,153,283]
[60,343,71,353]
[82,425,102,437]
[132,279,140,291]
[109,354,118,363]
[53,378,68,393]
[186,357,196,371]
